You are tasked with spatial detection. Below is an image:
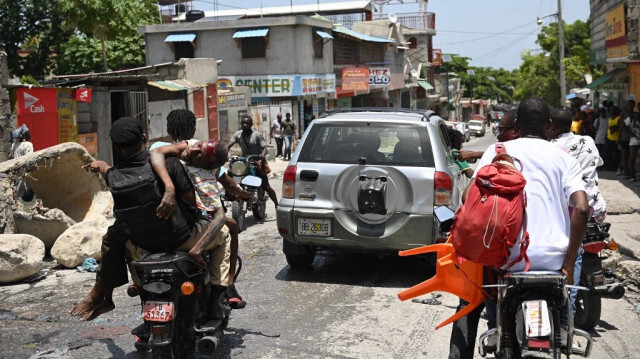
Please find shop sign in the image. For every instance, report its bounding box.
[298,74,336,95]
[600,74,628,91]
[77,132,98,157]
[369,67,391,88]
[589,47,607,65]
[75,88,92,103]
[432,49,443,67]
[605,4,628,59]
[57,88,78,144]
[218,75,295,97]
[217,93,247,109]
[342,67,369,91]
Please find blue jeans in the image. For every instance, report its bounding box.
[561,246,583,326]
[283,134,294,160]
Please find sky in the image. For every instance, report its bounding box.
[187,0,591,71]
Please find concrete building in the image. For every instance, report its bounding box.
[139,16,336,138]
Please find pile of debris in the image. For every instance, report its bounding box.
[0,143,112,283]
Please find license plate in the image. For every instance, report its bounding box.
[522,300,551,338]
[297,218,331,236]
[142,301,174,322]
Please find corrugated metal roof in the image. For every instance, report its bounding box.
[148,79,205,91]
[332,26,394,43]
[315,30,334,39]
[232,28,270,38]
[164,33,197,43]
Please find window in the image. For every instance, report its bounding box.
[242,37,266,58]
[174,42,194,61]
[313,32,324,58]
[408,37,418,49]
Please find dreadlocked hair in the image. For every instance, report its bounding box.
[167,109,196,142]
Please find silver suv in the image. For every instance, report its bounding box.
[275,109,469,267]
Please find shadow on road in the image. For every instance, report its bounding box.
[275,250,435,289]
[598,170,640,198]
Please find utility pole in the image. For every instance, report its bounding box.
[557,0,566,106]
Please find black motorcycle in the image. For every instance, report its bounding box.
[575,221,625,330]
[479,271,592,359]
[226,155,269,231]
[127,252,233,358]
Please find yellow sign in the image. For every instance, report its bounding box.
[77,132,98,158]
[57,88,78,143]
[605,4,628,59]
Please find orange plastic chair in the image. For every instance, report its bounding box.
[397,242,485,329]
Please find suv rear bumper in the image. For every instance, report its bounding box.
[276,206,437,251]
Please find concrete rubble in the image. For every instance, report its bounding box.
[0,234,45,284]
[0,143,113,282]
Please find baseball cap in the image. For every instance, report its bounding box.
[110,117,144,147]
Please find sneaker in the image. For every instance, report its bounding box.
[226,284,247,309]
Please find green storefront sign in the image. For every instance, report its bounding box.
[590,47,607,65]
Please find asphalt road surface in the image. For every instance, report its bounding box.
[1,131,639,358]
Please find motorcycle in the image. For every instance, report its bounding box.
[479,271,593,358]
[575,221,625,330]
[127,251,235,358]
[492,122,499,136]
[225,155,269,231]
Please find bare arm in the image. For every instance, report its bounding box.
[150,142,188,219]
[188,206,226,266]
[82,160,111,175]
[457,151,484,162]
[218,173,251,200]
[563,190,589,284]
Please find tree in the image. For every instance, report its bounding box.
[0,0,69,78]
[59,0,159,72]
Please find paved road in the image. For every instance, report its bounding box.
[1,131,639,358]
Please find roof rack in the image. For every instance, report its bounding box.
[320,107,428,118]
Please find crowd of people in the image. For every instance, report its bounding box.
[572,99,640,181]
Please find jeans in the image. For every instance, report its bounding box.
[274,137,283,157]
[283,134,294,160]
[561,246,583,326]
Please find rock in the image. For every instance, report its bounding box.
[14,208,75,248]
[51,216,108,268]
[616,260,640,283]
[0,234,45,283]
[601,249,622,272]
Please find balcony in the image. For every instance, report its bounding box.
[381,12,435,30]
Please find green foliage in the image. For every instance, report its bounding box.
[56,34,147,75]
[20,75,41,86]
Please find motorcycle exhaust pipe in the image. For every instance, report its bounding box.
[198,330,223,355]
[600,284,625,299]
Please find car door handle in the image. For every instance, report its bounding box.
[300,170,319,182]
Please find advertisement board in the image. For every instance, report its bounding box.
[16,88,60,151]
[432,49,443,67]
[57,88,78,144]
[605,4,628,59]
[368,67,391,88]
[342,68,370,91]
[77,132,98,158]
[217,74,336,97]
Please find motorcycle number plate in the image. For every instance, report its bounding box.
[298,218,331,236]
[522,300,551,338]
[142,301,174,322]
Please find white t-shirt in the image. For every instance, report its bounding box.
[10,141,34,159]
[551,132,606,217]
[624,117,640,146]
[473,138,585,271]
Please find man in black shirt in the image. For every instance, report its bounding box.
[71,117,230,321]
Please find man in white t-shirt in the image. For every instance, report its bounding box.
[469,98,589,274]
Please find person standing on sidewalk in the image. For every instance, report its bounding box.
[270,114,284,158]
[604,106,621,171]
[619,100,635,177]
[626,108,640,181]
[281,113,296,161]
[593,107,608,159]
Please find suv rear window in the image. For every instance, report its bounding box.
[468,120,483,126]
[298,122,435,167]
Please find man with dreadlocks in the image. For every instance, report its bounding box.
[150,109,250,309]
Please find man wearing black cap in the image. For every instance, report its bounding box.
[71,117,231,323]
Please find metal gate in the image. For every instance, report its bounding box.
[129,91,148,131]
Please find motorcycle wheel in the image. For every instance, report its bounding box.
[231,201,246,232]
[252,188,267,220]
[575,289,601,331]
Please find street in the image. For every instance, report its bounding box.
[1,132,640,359]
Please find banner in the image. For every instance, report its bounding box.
[57,88,78,144]
[605,4,628,59]
[217,74,336,97]
[432,49,443,67]
[342,68,370,91]
[369,67,391,88]
[16,88,59,151]
[75,88,92,103]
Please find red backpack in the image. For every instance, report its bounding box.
[451,143,530,270]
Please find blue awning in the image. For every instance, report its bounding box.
[232,28,269,39]
[315,30,333,39]
[164,33,197,43]
[332,27,395,43]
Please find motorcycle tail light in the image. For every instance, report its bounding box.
[283,165,297,199]
[181,281,195,296]
[152,325,166,335]
[434,171,452,206]
[607,240,619,251]
[583,241,607,254]
[528,339,550,349]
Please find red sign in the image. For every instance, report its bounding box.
[75,88,92,103]
[432,49,443,67]
[16,88,59,151]
[341,68,370,91]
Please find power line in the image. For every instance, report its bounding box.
[471,29,539,64]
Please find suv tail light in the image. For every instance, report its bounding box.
[434,171,452,206]
[282,165,297,199]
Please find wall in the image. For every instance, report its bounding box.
[0,51,11,162]
[92,89,111,163]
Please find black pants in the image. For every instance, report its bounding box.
[275,137,283,157]
[449,299,485,359]
[95,223,130,288]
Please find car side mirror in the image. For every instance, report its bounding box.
[434,206,456,232]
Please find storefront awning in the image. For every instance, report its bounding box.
[586,68,625,89]
[164,33,197,43]
[148,79,205,91]
[315,30,333,39]
[332,26,395,43]
[232,28,269,39]
[417,80,434,90]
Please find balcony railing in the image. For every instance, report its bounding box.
[381,12,435,30]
